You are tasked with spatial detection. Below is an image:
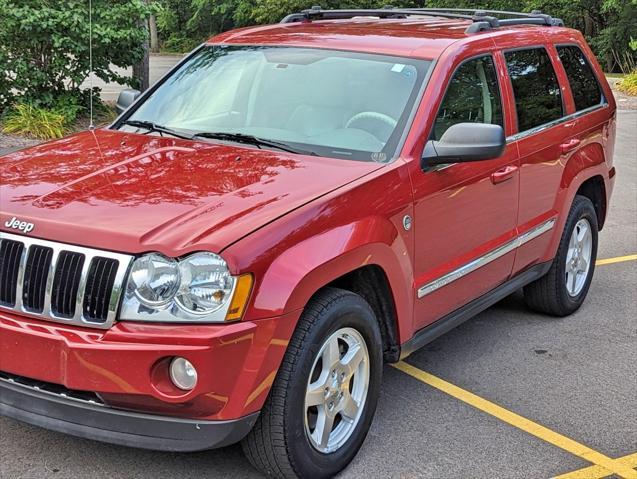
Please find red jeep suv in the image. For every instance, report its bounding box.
[0,7,616,478]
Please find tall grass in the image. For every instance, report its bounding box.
[617,71,637,96]
[2,104,69,140]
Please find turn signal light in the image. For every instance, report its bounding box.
[225,274,253,321]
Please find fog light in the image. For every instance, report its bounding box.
[169,357,198,391]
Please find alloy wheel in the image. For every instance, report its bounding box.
[304,327,370,454]
[565,218,593,297]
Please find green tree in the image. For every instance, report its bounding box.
[0,0,153,111]
[167,0,634,72]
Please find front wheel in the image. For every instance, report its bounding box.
[242,288,383,478]
[524,195,598,316]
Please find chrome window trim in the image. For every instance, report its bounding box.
[417,218,556,298]
[0,232,133,329]
[506,103,607,142]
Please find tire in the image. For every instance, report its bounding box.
[241,287,383,478]
[524,195,598,316]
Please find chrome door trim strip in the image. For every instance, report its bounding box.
[506,103,607,143]
[417,218,556,298]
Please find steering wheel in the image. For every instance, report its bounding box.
[345,112,397,142]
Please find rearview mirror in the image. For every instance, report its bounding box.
[116,89,142,115]
[422,123,505,168]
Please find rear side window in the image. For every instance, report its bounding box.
[505,48,563,133]
[433,55,503,140]
[557,45,603,111]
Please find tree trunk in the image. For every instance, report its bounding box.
[583,12,594,37]
[133,18,150,91]
[606,53,614,73]
[149,14,159,53]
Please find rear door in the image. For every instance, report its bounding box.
[554,43,614,184]
[500,46,575,274]
[410,53,520,330]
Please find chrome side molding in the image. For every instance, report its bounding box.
[417,218,556,298]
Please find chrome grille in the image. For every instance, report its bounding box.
[0,239,24,306]
[51,251,85,318]
[83,257,119,322]
[22,245,53,312]
[0,232,133,329]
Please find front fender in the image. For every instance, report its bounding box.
[222,161,415,335]
[249,216,412,337]
[272,221,411,325]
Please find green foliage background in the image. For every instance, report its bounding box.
[157,0,636,71]
[0,0,153,112]
[0,0,635,119]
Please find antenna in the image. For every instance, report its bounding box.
[89,0,94,130]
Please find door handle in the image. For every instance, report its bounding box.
[491,165,518,184]
[560,138,581,154]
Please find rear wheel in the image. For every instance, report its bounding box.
[524,195,598,316]
[241,288,382,478]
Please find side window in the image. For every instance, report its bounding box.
[557,45,603,111]
[433,55,503,140]
[505,48,563,133]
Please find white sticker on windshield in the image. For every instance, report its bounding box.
[391,63,406,73]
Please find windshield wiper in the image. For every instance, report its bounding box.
[121,120,193,140]
[192,132,316,156]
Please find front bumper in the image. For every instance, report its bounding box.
[0,375,258,451]
[0,309,299,423]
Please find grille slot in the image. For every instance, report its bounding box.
[83,257,119,323]
[51,251,85,318]
[0,239,25,306]
[0,371,105,406]
[22,245,53,312]
[0,232,132,329]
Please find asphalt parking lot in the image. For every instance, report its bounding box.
[1,110,635,479]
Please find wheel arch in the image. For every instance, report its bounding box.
[559,141,610,231]
[575,175,607,230]
[324,265,401,363]
[544,146,612,263]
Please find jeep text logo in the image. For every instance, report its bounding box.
[4,216,35,234]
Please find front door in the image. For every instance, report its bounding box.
[409,54,520,331]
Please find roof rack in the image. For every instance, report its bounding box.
[280,6,564,34]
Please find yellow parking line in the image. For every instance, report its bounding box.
[553,452,637,479]
[596,254,637,266]
[393,361,637,479]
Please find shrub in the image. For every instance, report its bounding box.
[2,104,69,140]
[617,71,637,95]
[0,0,153,111]
[163,35,201,53]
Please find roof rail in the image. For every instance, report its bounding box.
[280,6,564,34]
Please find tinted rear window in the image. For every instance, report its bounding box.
[557,45,603,111]
[505,48,563,133]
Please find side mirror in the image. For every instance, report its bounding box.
[116,89,142,115]
[422,123,505,168]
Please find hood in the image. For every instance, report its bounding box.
[0,129,382,256]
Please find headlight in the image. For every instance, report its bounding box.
[129,254,180,307]
[176,253,234,315]
[120,252,252,323]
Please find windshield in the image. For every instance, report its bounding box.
[120,45,432,161]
